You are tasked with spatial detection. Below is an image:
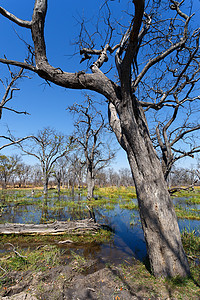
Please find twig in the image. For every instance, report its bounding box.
[4,243,27,259]
[58,240,74,244]
[187,254,198,261]
[0,265,7,273]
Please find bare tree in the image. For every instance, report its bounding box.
[95,170,108,187]
[0,154,21,189]
[0,66,31,149]
[52,157,69,193]
[146,37,200,182]
[67,153,86,193]
[119,168,134,187]
[68,96,116,199]
[15,161,31,188]
[154,105,200,181]
[0,66,28,119]
[18,127,72,194]
[170,167,197,187]
[1,0,198,277]
[31,164,43,188]
[107,168,120,187]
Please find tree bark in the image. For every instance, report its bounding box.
[0,0,191,278]
[86,166,95,199]
[57,179,61,194]
[0,219,101,235]
[43,172,49,195]
[114,97,190,277]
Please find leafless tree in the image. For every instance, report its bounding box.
[68,95,116,199]
[95,170,108,187]
[67,153,86,192]
[152,104,200,181]
[17,127,72,194]
[119,168,134,187]
[31,164,43,188]
[0,154,21,189]
[0,66,31,149]
[0,0,198,277]
[52,157,69,194]
[14,161,31,188]
[171,167,196,186]
[0,66,28,119]
[107,168,120,187]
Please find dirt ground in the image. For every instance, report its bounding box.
[1,256,199,300]
[0,260,167,300]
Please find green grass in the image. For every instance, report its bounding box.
[0,228,112,247]
[175,205,200,220]
[94,186,137,199]
[181,228,200,289]
[0,245,61,275]
[172,187,200,204]
[119,201,138,210]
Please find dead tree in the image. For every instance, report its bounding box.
[0,66,31,149]
[68,96,116,199]
[52,157,69,193]
[0,0,197,277]
[0,66,28,119]
[154,104,200,181]
[18,127,72,195]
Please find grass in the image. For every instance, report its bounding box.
[93,186,137,199]
[0,245,61,275]
[112,227,200,299]
[119,201,138,210]
[172,187,200,204]
[116,259,200,299]
[185,195,200,205]
[175,205,200,220]
[0,205,199,299]
[0,228,112,247]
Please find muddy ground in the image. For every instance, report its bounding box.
[0,261,146,300]
[1,257,199,300]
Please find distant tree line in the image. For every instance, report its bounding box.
[0,153,135,190]
[0,151,199,190]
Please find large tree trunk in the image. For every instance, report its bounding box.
[110,97,190,277]
[86,167,95,200]
[57,179,61,194]
[43,173,49,195]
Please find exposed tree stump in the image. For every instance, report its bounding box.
[0,219,101,235]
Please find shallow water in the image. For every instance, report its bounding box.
[0,193,200,264]
[173,197,200,210]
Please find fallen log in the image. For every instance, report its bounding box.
[168,183,196,195]
[0,219,101,235]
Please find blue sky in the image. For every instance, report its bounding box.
[0,1,199,170]
[0,0,130,169]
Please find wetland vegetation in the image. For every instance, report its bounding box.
[0,186,200,298]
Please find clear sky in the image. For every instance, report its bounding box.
[0,1,199,170]
[0,0,131,169]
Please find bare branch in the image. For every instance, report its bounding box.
[0,58,36,72]
[134,1,192,87]
[0,136,34,151]
[0,6,32,28]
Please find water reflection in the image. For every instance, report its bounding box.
[0,193,200,264]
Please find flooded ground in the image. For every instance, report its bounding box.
[0,189,200,299]
[0,190,200,265]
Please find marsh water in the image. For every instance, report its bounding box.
[0,191,200,265]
